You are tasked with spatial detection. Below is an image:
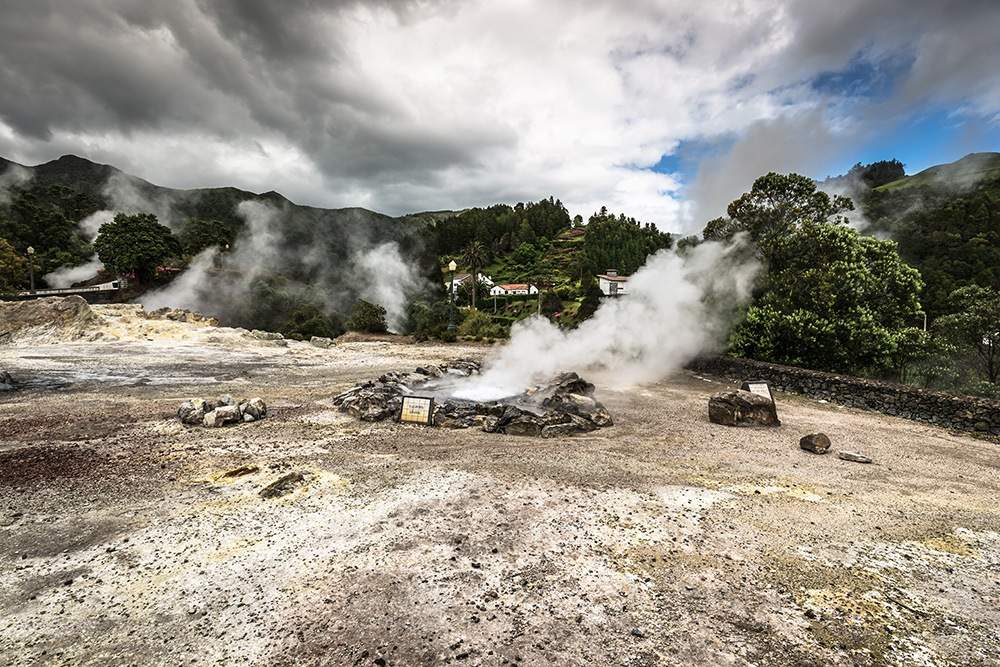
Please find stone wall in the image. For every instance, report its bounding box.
[687,356,1000,436]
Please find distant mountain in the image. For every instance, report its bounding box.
[874,152,1000,192]
[860,151,1000,319]
[0,154,457,332]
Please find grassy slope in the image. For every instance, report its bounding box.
[874,152,1000,192]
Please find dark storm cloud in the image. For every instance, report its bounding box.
[0,0,997,219]
[0,0,492,184]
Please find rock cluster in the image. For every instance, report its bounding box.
[177,395,267,427]
[708,390,780,427]
[145,307,218,326]
[332,361,614,438]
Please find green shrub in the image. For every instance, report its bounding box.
[345,300,388,333]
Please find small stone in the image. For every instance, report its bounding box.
[838,450,873,464]
[799,433,831,454]
[630,628,645,638]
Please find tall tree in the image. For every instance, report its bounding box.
[461,240,488,310]
[721,173,927,376]
[0,237,27,291]
[93,213,181,283]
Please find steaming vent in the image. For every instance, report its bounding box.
[332,360,614,438]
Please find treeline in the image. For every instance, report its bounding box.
[581,207,672,275]
[434,197,571,259]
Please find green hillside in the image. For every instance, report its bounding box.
[860,152,1000,320]
[874,152,1000,192]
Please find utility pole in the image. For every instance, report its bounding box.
[447,259,457,331]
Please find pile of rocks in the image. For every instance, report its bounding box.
[145,307,218,326]
[177,395,267,427]
[332,360,614,438]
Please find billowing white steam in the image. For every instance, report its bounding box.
[139,247,217,311]
[0,164,31,203]
[43,255,105,289]
[41,210,114,288]
[351,241,425,332]
[454,238,760,400]
[140,199,427,330]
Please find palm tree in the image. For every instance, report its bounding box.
[462,240,487,310]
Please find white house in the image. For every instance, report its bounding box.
[446,272,494,295]
[490,283,538,297]
[597,269,628,296]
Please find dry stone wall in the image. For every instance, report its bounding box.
[687,356,1000,436]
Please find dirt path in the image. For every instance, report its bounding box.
[1,329,999,666]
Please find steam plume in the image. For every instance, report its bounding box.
[0,164,31,203]
[140,199,429,332]
[454,238,760,400]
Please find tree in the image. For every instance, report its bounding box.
[0,237,27,291]
[93,213,181,283]
[284,303,343,340]
[934,285,1000,385]
[456,277,489,308]
[583,208,672,275]
[461,240,488,310]
[178,217,237,255]
[729,222,926,375]
[345,300,388,333]
[713,172,854,253]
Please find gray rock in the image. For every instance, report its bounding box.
[799,433,831,454]
[177,400,206,425]
[250,329,284,341]
[504,417,543,437]
[708,390,780,427]
[241,397,267,421]
[838,450,873,464]
[310,336,333,349]
[204,404,241,428]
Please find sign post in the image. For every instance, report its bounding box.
[399,396,435,425]
[741,380,778,421]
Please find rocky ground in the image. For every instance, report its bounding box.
[1,302,999,666]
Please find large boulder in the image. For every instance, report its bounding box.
[708,390,780,427]
[0,296,100,340]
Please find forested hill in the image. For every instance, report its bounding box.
[859,152,1000,319]
[0,153,453,289]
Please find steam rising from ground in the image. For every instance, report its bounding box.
[0,164,31,203]
[141,200,426,331]
[454,238,760,400]
[42,210,114,287]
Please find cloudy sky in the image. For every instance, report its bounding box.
[1,0,999,231]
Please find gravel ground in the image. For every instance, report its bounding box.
[1,315,999,666]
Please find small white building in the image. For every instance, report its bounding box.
[597,269,628,296]
[446,272,494,295]
[490,283,538,297]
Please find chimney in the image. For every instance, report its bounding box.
[606,269,617,277]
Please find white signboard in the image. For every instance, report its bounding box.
[744,382,773,401]
[399,396,434,425]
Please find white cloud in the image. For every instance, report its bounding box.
[1,0,998,231]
